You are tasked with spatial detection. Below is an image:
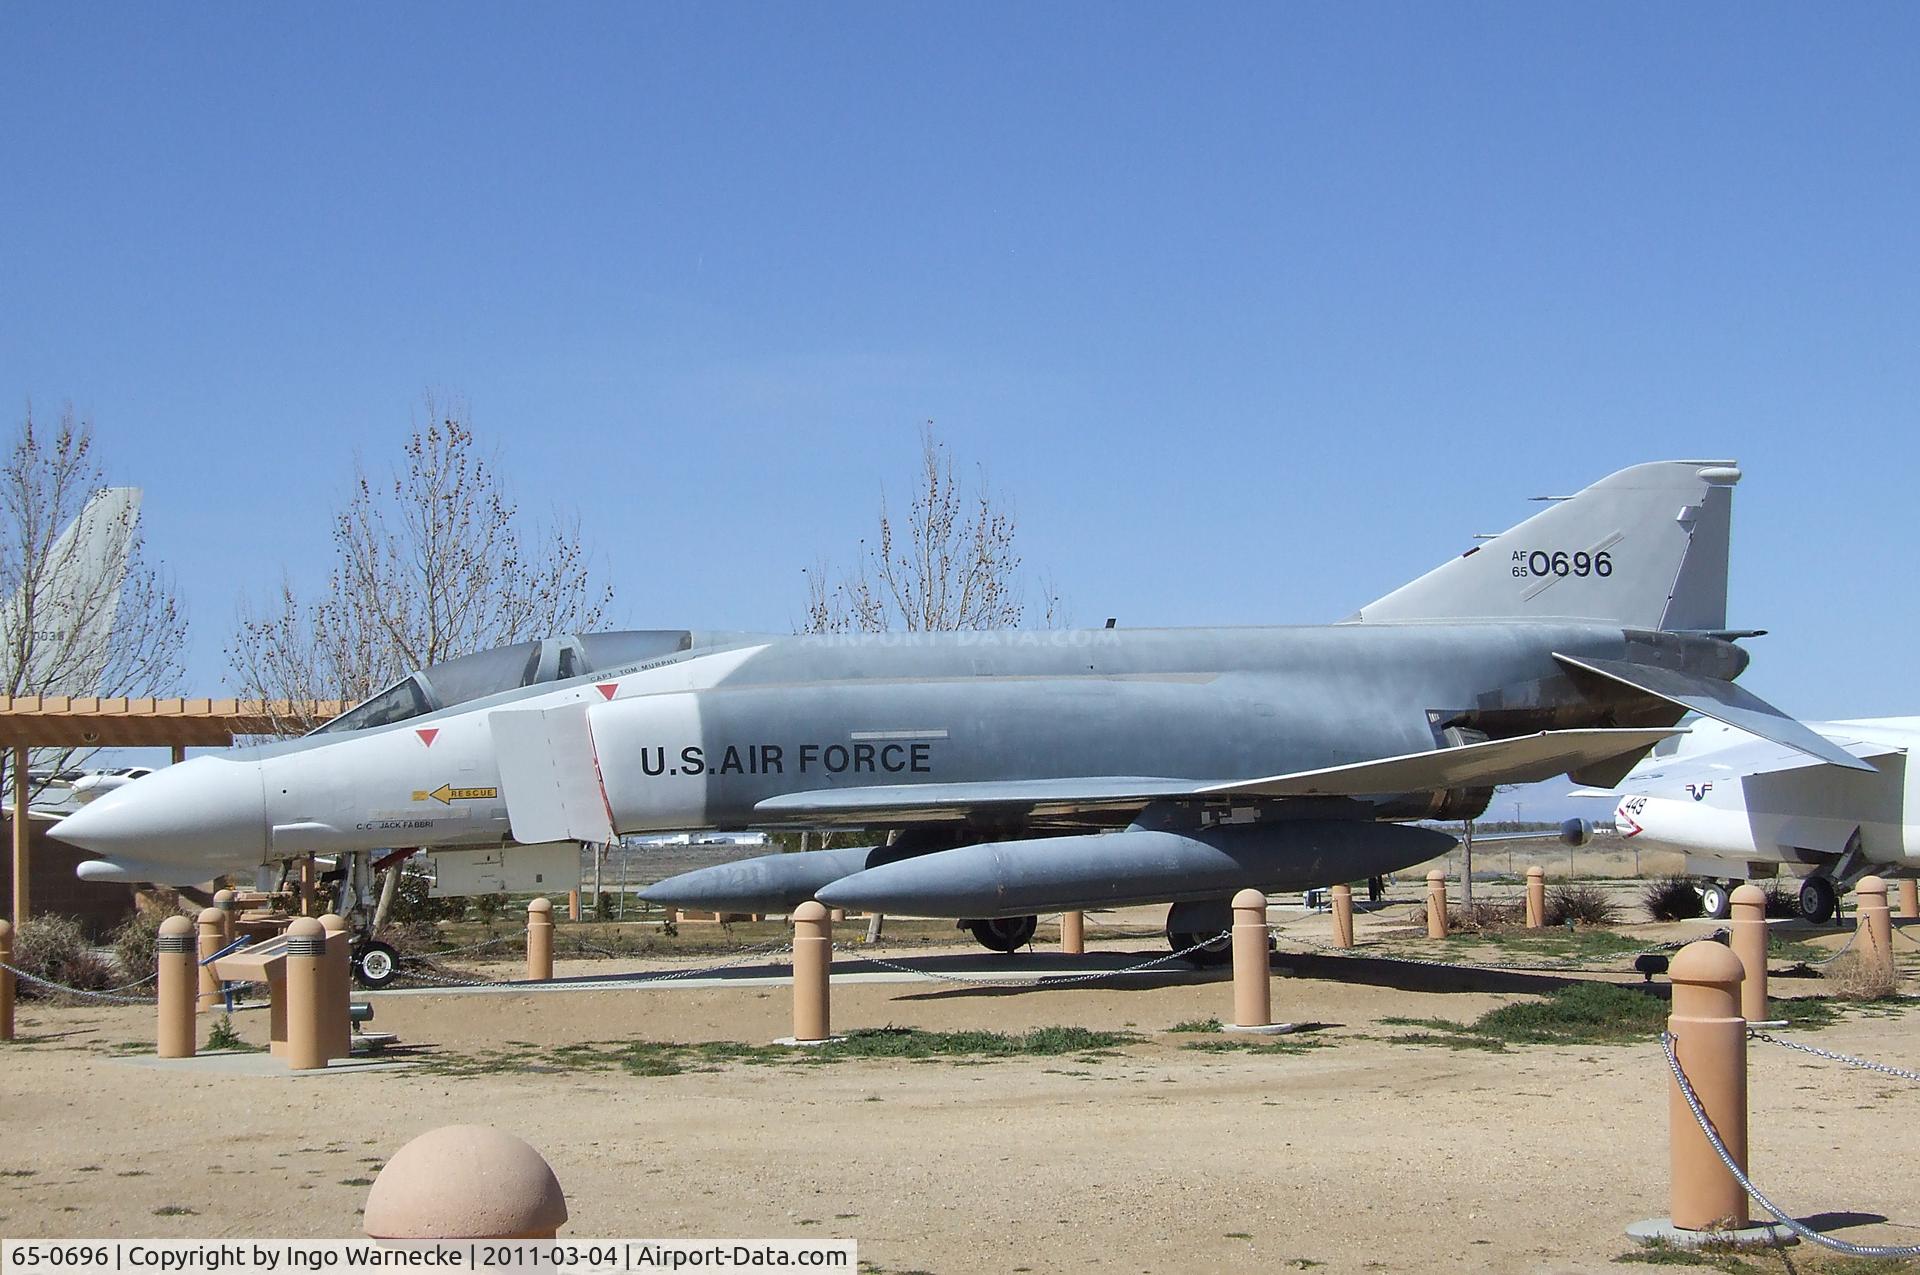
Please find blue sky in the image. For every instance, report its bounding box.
[4,4,1917,754]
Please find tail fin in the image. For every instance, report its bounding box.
[1,487,141,694]
[1350,461,1739,630]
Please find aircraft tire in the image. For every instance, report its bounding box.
[1699,882,1732,920]
[1798,876,1838,925]
[1169,930,1234,968]
[966,915,1038,954]
[353,940,400,989]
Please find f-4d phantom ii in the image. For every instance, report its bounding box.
[52,459,1867,965]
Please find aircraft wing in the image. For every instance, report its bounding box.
[1552,654,1877,773]
[750,727,1680,824]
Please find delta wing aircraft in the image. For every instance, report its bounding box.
[53,460,1863,969]
[1600,716,1917,921]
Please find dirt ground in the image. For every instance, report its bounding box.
[4,893,1918,1274]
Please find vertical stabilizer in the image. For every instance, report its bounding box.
[1350,462,1739,631]
[2,487,141,695]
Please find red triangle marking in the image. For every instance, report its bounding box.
[416,728,439,747]
[596,683,619,701]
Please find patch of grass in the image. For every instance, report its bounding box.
[1384,983,1667,1049]
[1180,1037,1326,1055]
[0,1169,38,1178]
[152,1205,196,1217]
[338,1177,374,1187]
[1168,1017,1223,1033]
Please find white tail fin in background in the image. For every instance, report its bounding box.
[1350,461,1739,631]
[1,487,141,695]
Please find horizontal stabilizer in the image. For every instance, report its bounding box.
[1552,653,1877,773]
[489,704,616,844]
[1200,728,1681,798]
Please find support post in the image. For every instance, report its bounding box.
[1230,888,1271,1029]
[0,918,14,1042]
[319,913,352,1060]
[1857,875,1894,980]
[567,889,580,923]
[1665,940,1748,1231]
[1061,910,1085,955]
[212,888,236,945]
[1728,884,1768,1023]
[1331,882,1354,949]
[1525,865,1546,929]
[1426,869,1448,939]
[11,743,27,924]
[790,900,832,1043]
[156,916,196,1059]
[196,907,225,1013]
[283,917,328,1071]
[527,897,554,981]
[298,854,316,917]
[1900,879,1919,921]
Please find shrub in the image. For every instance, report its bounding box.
[109,911,166,981]
[467,892,508,925]
[12,915,119,999]
[1761,880,1797,919]
[385,870,464,925]
[1641,876,1703,922]
[1544,883,1619,927]
[1824,953,1898,1001]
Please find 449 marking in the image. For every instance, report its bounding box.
[1512,549,1612,579]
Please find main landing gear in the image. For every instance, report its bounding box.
[1694,874,1839,924]
[965,915,1039,953]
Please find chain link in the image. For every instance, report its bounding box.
[1267,926,1689,976]
[834,931,1233,989]
[1661,1031,1920,1256]
[0,961,157,1004]
[1748,1030,1920,1084]
[389,941,796,990]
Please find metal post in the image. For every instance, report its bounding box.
[283,917,328,1071]
[527,897,554,981]
[790,900,832,1043]
[1666,940,1748,1231]
[196,907,225,1013]
[1525,865,1546,929]
[1331,882,1354,949]
[1426,869,1448,939]
[1460,818,1474,909]
[1857,875,1894,980]
[11,744,27,924]
[156,916,196,1059]
[0,918,14,1042]
[1230,888,1271,1029]
[1728,884,1768,1023]
[1061,911,1085,955]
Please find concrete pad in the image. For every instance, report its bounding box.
[112,1049,419,1076]
[1625,1217,1798,1248]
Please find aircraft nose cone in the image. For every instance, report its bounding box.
[49,757,267,874]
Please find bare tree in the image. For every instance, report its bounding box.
[230,396,613,730]
[804,424,1060,634]
[0,405,189,790]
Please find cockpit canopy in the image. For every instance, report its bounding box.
[309,630,697,735]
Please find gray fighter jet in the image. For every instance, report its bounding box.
[53,460,1859,963]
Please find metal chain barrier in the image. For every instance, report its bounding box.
[0,960,157,1004]
[835,931,1234,989]
[1748,1030,1920,1084]
[397,933,523,962]
[389,941,795,990]
[1266,925,1690,976]
[1662,1031,1920,1256]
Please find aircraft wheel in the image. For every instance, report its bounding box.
[967,915,1038,954]
[1699,881,1732,920]
[353,940,400,989]
[1798,876,1838,925]
[1169,930,1234,968]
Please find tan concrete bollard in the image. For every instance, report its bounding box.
[1061,910,1085,955]
[0,918,14,1043]
[790,900,832,1043]
[156,916,197,1059]
[1901,879,1919,921]
[284,917,329,1071]
[319,913,353,1061]
[364,1125,568,1238]
[1331,882,1354,949]
[567,889,580,922]
[1230,888,1272,1029]
[196,907,225,1013]
[526,897,554,981]
[1666,940,1749,1231]
[1426,870,1448,939]
[1525,865,1547,929]
[1729,884,1768,1023]
[1857,875,1894,979]
[213,888,236,944]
